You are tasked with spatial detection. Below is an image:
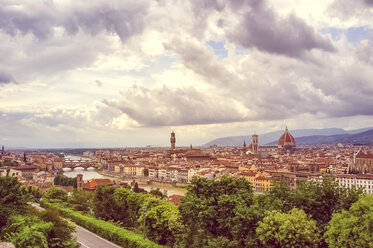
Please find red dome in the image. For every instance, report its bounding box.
[278,127,296,146]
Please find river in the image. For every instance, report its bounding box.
[62,155,187,196]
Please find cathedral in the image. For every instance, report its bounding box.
[248,127,296,156]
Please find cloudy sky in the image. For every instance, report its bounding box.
[1,0,373,148]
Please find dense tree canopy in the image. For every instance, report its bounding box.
[54,174,77,188]
[325,194,373,248]
[256,208,320,248]
[43,186,68,202]
[0,176,31,228]
[179,176,257,247]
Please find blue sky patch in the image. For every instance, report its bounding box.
[320,26,372,45]
[207,40,228,59]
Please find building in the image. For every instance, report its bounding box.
[277,127,296,154]
[335,174,373,194]
[77,174,83,190]
[170,131,176,151]
[83,178,114,191]
[350,150,373,174]
[9,166,38,180]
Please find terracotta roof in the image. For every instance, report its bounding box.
[356,152,373,159]
[168,194,182,206]
[278,127,296,146]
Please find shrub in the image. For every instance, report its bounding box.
[41,201,163,248]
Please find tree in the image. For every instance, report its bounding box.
[43,186,68,202]
[133,182,147,193]
[68,190,93,213]
[325,194,373,248]
[93,186,127,222]
[139,195,182,246]
[25,185,43,202]
[3,214,52,248]
[256,208,320,248]
[54,174,77,188]
[178,176,255,247]
[290,177,362,229]
[0,176,32,228]
[149,188,166,199]
[113,188,146,227]
[40,207,79,248]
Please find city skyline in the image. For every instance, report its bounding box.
[1,0,373,148]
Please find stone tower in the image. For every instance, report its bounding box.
[252,134,258,155]
[170,131,176,151]
[1,146,4,155]
[77,174,83,190]
[243,140,247,153]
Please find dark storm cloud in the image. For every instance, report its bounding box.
[0,1,149,41]
[190,0,335,58]
[228,2,335,58]
[0,71,14,85]
[364,0,373,5]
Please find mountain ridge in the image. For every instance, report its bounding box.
[203,127,373,147]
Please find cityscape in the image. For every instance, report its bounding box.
[1,0,373,247]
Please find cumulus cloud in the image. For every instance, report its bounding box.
[103,37,372,127]
[226,1,335,57]
[104,85,251,126]
[0,0,372,147]
[0,0,149,41]
[356,40,373,66]
[328,0,373,21]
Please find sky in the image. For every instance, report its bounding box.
[0,0,373,148]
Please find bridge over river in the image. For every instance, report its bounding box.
[63,155,97,171]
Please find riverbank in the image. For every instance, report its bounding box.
[95,170,188,196]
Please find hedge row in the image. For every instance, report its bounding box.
[41,200,164,248]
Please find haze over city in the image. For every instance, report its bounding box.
[1,0,373,148]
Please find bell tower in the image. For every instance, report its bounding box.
[77,174,83,190]
[170,131,176,151]
[252,134,258,155]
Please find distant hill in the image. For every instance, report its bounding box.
[203,127,373,147]
[278,129,373,146]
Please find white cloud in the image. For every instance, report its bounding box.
[0,0,372,147]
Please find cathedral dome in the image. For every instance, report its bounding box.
[278,127,296,147]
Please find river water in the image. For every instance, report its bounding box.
[62,155,187,196]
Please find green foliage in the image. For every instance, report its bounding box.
[149,188,166,199]
[179,176,255,247]
[113,187,146,227]
[139,195,182,246]
[93,186,127,222]
[43,186,68,202]
[256,208,320,248]
[24,185,43,202]
[133,182,147,193]
[68,190,93,213]
[290,176,362,228]
[40,207,79,248]
[41,200,164,248]
[3,214,52,248]
[0,159,19,167]
[54,174,77,188]
[0,176,32,228]
[325,194,373,248]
